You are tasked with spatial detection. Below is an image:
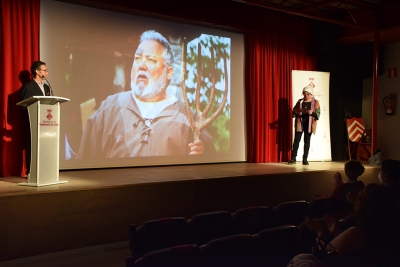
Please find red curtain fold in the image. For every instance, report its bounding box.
[246,33,317,163]
[0,0,40,177]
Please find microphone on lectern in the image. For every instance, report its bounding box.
[42,75,54,96]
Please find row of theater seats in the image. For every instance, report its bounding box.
[128,225,299,267]
[128,197,353,264]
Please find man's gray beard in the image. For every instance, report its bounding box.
[131,70,168,101]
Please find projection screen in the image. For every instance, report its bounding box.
[40,0,246,170]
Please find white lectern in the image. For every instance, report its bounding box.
[17,96,70,187]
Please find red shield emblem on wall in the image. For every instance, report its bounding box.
[346,117,365,142]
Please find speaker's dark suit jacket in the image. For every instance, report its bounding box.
[21,79,51,101]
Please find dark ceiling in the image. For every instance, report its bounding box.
[232,0,400,44]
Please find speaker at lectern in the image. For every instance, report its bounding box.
[17,96,70,187]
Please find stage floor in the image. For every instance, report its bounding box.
[0,161,363,196]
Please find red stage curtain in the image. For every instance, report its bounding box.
[246,33,317,163]
[0,0,40,177]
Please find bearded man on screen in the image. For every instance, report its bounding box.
[76,30,215,159]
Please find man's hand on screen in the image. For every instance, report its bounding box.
[188,140,204,155]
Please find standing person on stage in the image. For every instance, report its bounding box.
[21,61,51,177]
[288,86,320,165]
[21,61,51,100]
[76,30,215,159]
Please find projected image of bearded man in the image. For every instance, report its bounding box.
[76,30,215,159]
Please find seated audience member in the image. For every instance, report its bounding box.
[378,159,400,203]
[297,161,365,254]
[288,183,400,267]
[313,160,365,200]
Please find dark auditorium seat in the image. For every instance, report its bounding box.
[255,225,299,267]
[133,244,201,267]
[308,197,353,219]
[126,255,136,267]
[232,206,274,235]
[130,217,189,258]
[201,234,257,267]
[187,211,234,246]
[129,224,140,257]
[273,200,309,226]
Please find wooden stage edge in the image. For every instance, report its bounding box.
[0,161,380,262]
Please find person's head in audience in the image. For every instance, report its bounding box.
[378,159,400,186]
[344,160,365,182]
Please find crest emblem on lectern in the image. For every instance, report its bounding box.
[46,109,53,120]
